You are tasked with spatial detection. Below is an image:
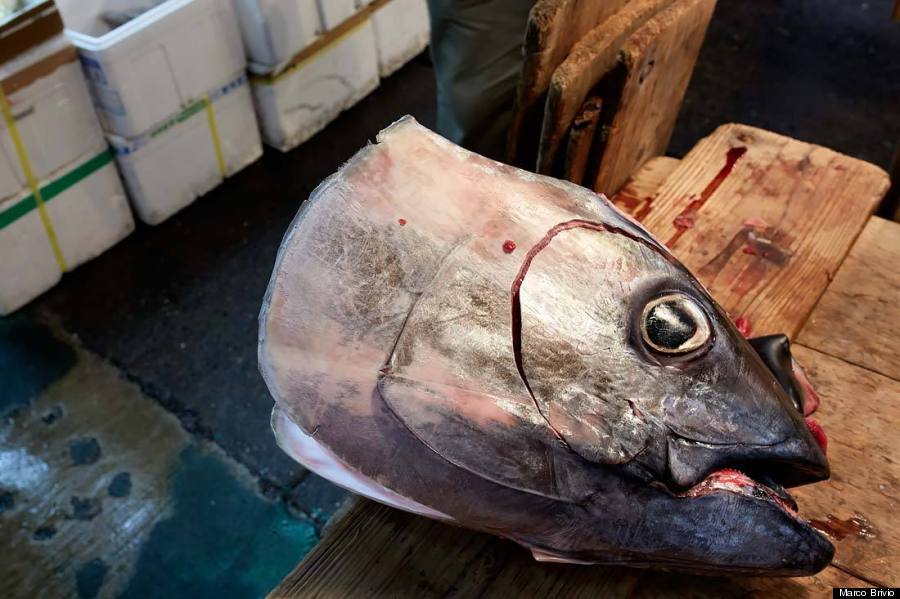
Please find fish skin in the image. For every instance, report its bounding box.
[259,116,832,575]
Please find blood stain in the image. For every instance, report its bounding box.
[667,146,747,247]
[810,514,875,541]
[397,218,407,226]
[502,240,517,254]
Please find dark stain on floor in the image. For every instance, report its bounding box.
[75,558,108,599]
[119,445,318,599]
[69,438,102,466]
[107,472,132,498]
[0,315,75,416]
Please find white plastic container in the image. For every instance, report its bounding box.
[370,0,429,77]
[233,0,321,68]
[0,36,106,204]
[317,0,357,30]
[56,0,246,138]
[0,145,134,315]
[251,18,379,152]
[109,74,262,225]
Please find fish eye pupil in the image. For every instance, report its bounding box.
[646,303,697,349]
[640,293,711,355]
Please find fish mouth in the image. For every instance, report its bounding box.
[677,467,800,518]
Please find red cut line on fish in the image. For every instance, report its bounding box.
[509,219,672,437]
[667,146,747,248]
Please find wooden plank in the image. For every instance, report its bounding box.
[562,96,603,184]
[798,217,900,381]
[611,155,680,217]
[506,0,630,169]
[788,344,900,587]
[640,123,890,338]
[537,0,674,175]
[591,0,716,195]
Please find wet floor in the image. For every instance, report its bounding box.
[1,1,898,597]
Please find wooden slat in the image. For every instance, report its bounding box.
[506,0,629,169]
[798,217,900,381]
[788,344,900,587]
[562,96,603,184]
[611,155,681,217]
[640,123,889,337]
[591,0,716,195]
[269,129,891,597]
[537,0,673,175]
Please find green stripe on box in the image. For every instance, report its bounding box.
[0,149,114,231]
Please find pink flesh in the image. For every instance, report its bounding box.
[679,468,799,518]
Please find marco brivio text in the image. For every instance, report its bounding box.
[834,589,898,598]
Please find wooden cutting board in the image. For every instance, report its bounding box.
[590,0,716,195]
[506,0,629,169]
[798,217,900,382]
[536,0,675,175]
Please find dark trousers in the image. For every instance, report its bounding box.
[426,0,533,160]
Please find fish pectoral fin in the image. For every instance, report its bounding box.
[377,373,596,502]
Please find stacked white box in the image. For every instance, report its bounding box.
[56,0,246,137]
[371,0,429,77]
[1,36,133,314]
[0,148,133,314]
[233,0,321,68]
[108,74,262,225]
[317,0,357,30]
[251,18,379,151]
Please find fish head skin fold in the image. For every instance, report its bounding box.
[259,116,833,576]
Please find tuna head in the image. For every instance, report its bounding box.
[259,117,832,577]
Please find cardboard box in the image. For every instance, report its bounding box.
[0,146,134,314]
[233,0,321,69]
[250,16,379,152]
[109,73,262,225]
[371,0,429,77]
[56,0,246,137]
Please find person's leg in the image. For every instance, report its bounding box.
[426,0,533,160]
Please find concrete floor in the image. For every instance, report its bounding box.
[1,1,898,597]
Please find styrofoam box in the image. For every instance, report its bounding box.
[251,19,379,152]
[317,0,358,30]
[371,0,429,78]
[108,74,262,225]
[233,0,321,68]
[0,146,134,315]
[0,36,106,202]
[56,0,246,138]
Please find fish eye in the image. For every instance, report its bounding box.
[640,293,711,355]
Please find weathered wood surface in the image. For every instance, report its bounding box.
[537,0,673,175]
[562,96,602,184]
[612,155,680,216]
[640,123,889,338]
[506,0,629,168]
[789,345,900,588]
[591,0,716,195]
[798,217,900,381]
[269,129,892,598]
